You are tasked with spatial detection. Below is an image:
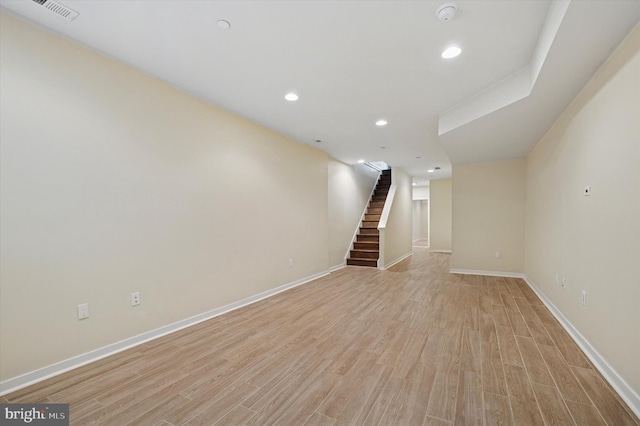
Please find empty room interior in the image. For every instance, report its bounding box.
[0,1,639,425]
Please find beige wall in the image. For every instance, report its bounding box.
[412,185,429,200]
[452,160,525,273]
[429,179,452,252]
[525,26,640,395]
[412,200,429,242]
[328,161,378,268]
[0,13,331,382]
[380,168,413,268]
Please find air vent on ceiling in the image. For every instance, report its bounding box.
[31,0,79,22]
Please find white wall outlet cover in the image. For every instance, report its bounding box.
[584,186,592,196]
[77,303,89,320]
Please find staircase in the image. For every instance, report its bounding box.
[347,169,391,267]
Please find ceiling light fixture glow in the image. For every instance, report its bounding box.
[357,159,366,164]
[285,93,299,101]
[427,169,435,173]
[217,20,231,30]
[376,120,388,126]
[441,46,461,59]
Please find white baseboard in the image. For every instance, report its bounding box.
[450,268,525,279]
[329,263,346,272]
[381,252,412,270]
[0,270,330,396]
[429,249,452,254]
[522,276,640,418]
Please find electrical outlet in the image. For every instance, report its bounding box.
[289,258,294,267]
[561,277,567,289]
[495,251,501,259]
[584,186,592,196]
[581,290,587,308]
[78,303,89,320]
[131,292,141,306]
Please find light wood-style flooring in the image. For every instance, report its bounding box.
[3,250,639,425]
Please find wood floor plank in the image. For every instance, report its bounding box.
[212,405,257,426]
[495,325,524,367]
[392,362,436,426]
[480,341,508,396]
[492,305,511,327]
[315,350,384,420]
[565,400,607,426]
[166,381,260,426]
[506,309,531,337]
[246,358,335,425]
[515,336,554,386]
[426,353,460,422]
[532,306,591,368]
[377,324,414,368]
[361,375,405,425]
[3,250,635,426]
[572,366,640,426]
[505,278,527,299]
[479,311,498,343]
[302,412,337,426]
[124,394,192,426]
[459,328,482,374]
[331,363,392,425]
[537,344,591,405]
[440,323,463,355]
[68,398,103,421]
[75,369,190,424]
[424,416,453,425]
[483,392,513,426]
[514,281,543,306]
[454,371,483,426]
[392,329,429,378]
[500,294,519,312]
[420,327,445,367]
[503,364,544,425]
[479,295,494,315]
[531,383,576,425]
[520,312,555,346]
[261,369,340,426]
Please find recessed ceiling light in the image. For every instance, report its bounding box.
[416,156,422,159]
[428,169,435,173]
[357,159,366,164]
[442,46,461,59]
[314,139,323,143]
[217,20,231,30]
[285,93,299,101]
[380,146,387,150]
[412,182,417,186]
[375,120,388,126]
